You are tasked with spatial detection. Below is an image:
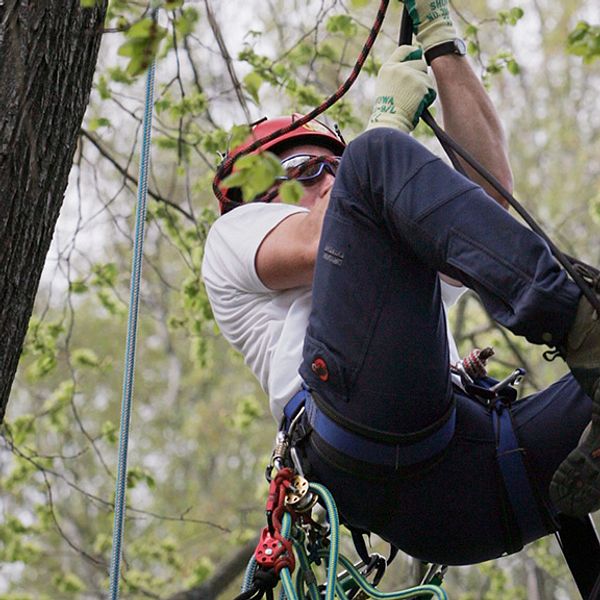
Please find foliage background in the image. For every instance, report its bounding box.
[1,0,599,598]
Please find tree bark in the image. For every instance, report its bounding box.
[0,0,107,421]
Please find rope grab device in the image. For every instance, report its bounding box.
[234,433,449,600]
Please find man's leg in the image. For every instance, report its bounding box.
[302,128,580,411]
[301,133,456,435]
[300,127,600,516]
[298,373,591,565]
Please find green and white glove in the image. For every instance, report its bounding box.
[366,46,436,133]
[402,0,457,52]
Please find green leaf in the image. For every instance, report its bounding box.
[567,21,600,64]
[326,15,357,37]
[279,180,303,205]
[117,18,168,76]
[467,41,479,56]
[295,85,322,107]
[80,0,99,7]
[154,95,172,114]
[229,124,251,151]
[69,279,88,294]
[7,415,35,446]
[101,420,118,444]
[72,348,100,368]
[53,573,86,593]
[227,395,263,430]
[175,7,200,36]
[93,533,112,554]
[91,262,118,286]
[127,467,156,490]
[88,117,111,131]
[163,0,184,9]
[107,66,135,85]
[510,7,524,21]
[184,557,214,588]
[244,71,264,103]
[43,380,74,413]
[465,24,478,37]
[507,59,520,75]
[222,152,283,201]
[27,354,57,380]
[97,289,125,315]
[96,74,111,99]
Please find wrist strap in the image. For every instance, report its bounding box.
[425,39,466,65]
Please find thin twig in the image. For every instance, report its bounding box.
[80,129,195,222]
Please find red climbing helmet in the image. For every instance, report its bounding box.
[215,114,346,213]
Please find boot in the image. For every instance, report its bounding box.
[550,290,600,517]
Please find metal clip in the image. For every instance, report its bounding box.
[489,368,526,393]
[266,430,289,481]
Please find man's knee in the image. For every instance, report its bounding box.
[345,127,415,162]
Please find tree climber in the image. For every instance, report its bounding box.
[202,0,600,566]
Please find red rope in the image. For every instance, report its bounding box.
[212,0,391,211]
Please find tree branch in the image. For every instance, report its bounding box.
[203,0,252,122]
[80,129,195,222]
[167,537,259,600]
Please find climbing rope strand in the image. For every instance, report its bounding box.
[107,57,156,600]
[333,553,448,600]
[213,0,391,207]
[260,482,449,600]
[421,109,600,316]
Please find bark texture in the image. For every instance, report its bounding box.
[0,0,107,421]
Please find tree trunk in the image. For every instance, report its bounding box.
[0,0,107,421]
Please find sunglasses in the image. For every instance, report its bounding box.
[277,154,342,186]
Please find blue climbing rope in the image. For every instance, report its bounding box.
[107,55,156,600]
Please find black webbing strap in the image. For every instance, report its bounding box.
[555,514,600,599]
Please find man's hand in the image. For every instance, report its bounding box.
[367,45,436,133]
[402,0,458,52]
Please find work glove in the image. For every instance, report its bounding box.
[366,46,436,133]
[401,0,458,52]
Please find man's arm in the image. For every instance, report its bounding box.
[431,54,513,206]
[255,184,331,290]
[256,48,437,291]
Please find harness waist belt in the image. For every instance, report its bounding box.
[285,388,456,469]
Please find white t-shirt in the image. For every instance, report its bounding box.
[202,202,465,422]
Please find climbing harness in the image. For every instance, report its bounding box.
[243,347,598,598]
[107,14,157,600]
[236,418,450,600]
